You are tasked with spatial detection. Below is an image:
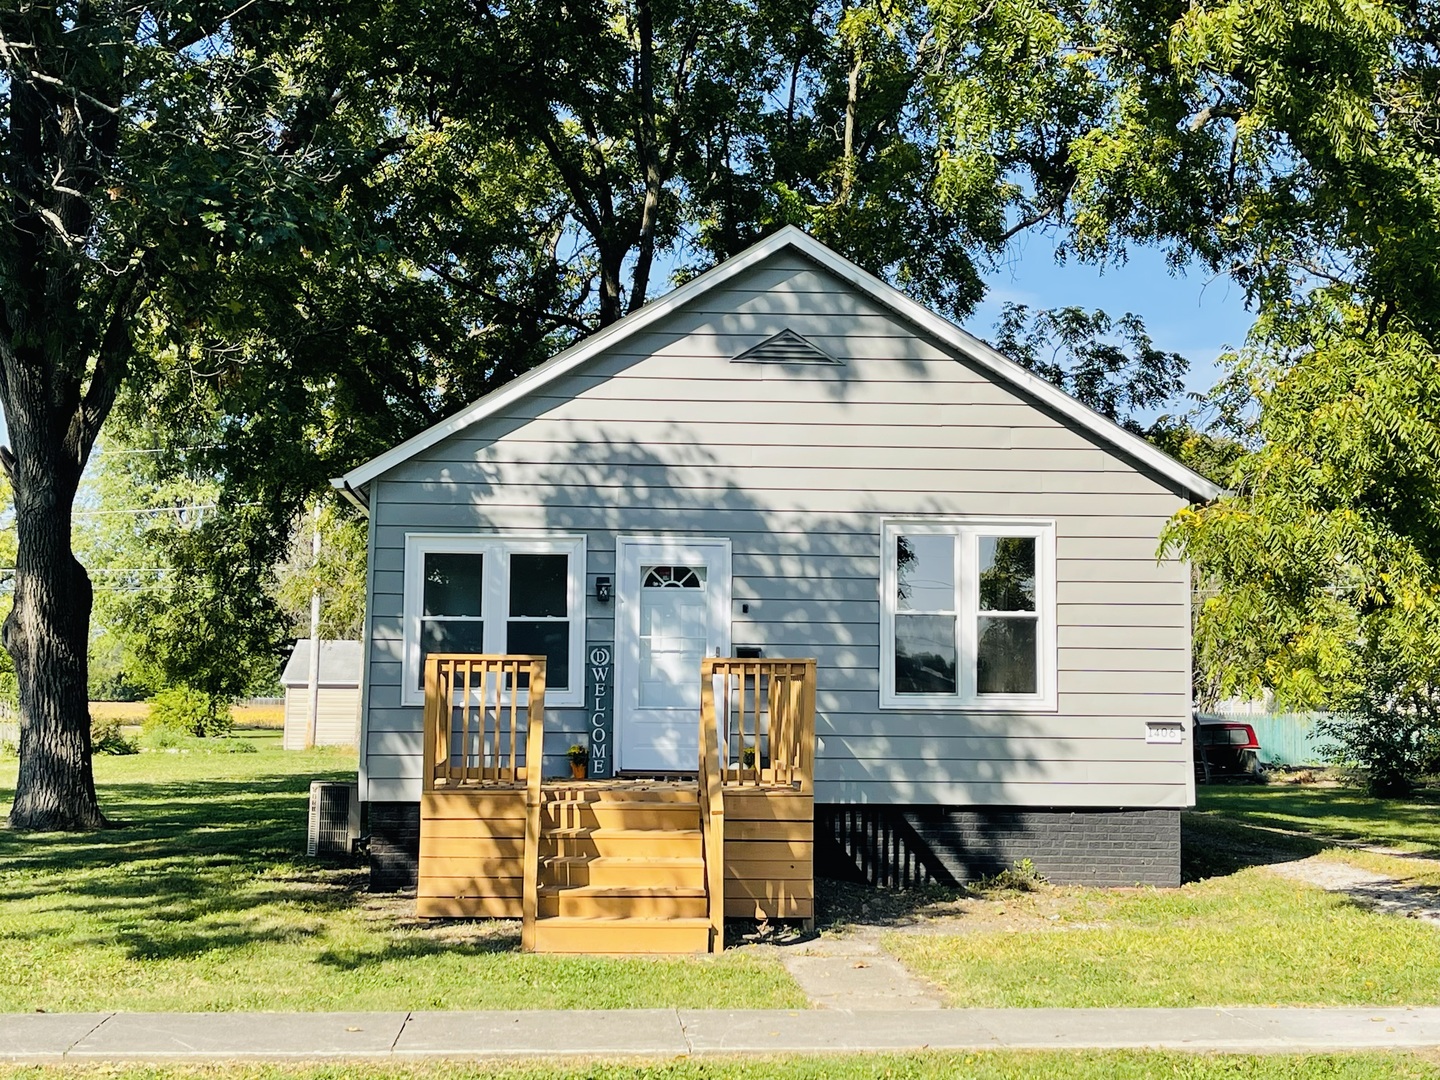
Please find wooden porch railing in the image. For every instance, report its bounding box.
[698,657,816,952]
[705,659,816,792]
[422,654,546,789]
[421,654,546,948]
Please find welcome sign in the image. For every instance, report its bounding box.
[586,644,614,778]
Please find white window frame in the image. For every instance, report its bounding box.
[880,518,1057,712]
[402,533,587,708]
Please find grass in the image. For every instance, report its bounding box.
[1196,783,1440,855]
[0,735,803,1012]
[89,700,286,729]
[885,813,1440,1009]
[4,1056,1440,1080]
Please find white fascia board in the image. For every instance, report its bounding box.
[335,226,812,494]
[334,225,1223,505]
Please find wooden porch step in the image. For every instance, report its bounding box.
[537,884,708,919]
[530,916,712,955]
[541,827,703,860]
[542,785,698,804]
[541,855,705,889]
[542,799,701,830]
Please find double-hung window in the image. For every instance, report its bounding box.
[880,519,1055,710]
[402,535,586,707]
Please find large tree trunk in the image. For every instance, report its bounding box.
[0,9,125,831]
[5,451,104,831]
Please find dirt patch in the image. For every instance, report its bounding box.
[1270,857,1440,925]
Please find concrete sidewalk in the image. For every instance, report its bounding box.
[4,1008,1440,1061]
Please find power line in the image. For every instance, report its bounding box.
[90,445,220,456]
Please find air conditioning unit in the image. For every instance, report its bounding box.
[307,781,360,857]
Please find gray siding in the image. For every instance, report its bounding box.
[360,251,1193,809]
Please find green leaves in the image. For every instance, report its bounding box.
[1163,302,1440,724]
[990,304,1191,433]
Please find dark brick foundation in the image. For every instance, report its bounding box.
[372,799,1180,892]
[368,801,421,891]
[817,806,1181,888]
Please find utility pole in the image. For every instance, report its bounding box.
[305,501,322,749]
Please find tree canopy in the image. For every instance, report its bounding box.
[33,0,1436,819]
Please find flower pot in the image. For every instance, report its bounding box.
[570,762,587,779]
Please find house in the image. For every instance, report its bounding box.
[280,639,362,750]
[332,227,1220,951]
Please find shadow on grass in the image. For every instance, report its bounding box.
[314,926,523,970]
[1182,812,1326,883]
[0,766,373,962]
[1196,784,1440,857]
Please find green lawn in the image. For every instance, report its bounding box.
[4,1055,1440,1080]
[1195,783,1440,854]
[886,813,1440,1008]
[0,736,803,1012]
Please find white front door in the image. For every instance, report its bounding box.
[615,537,731,773]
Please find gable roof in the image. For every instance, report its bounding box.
[332,227,1223,504]
[281,639,363,688]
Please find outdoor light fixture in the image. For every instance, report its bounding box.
[596,576,612,603]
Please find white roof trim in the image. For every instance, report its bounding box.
[334,226,1223,503]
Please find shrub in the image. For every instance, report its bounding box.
[91,718,139,756]
[143,686,235,738]
[1317,663,1440,797]
[139,726,256,754]
[978,859,1046,893]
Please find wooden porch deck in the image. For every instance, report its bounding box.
[415,655,816,954]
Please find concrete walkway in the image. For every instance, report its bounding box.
[5,1008,1440,1060]
[779,927,946,1010]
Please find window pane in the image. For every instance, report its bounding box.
[976,617,1038,695]
[510,553,569,617]
[895,614,958,694]
[979,536,1036,612]
[897,533,955,611]
[424,553,484,617]
[419,619,487,688]
[507,621,571,691]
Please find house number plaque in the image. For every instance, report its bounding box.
[586,645,614,778]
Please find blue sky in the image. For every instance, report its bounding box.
[966,235,1257,418]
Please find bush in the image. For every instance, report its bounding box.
[90,718,139,756]
[977,858,1046,893]
[143,686,235,738]
[1319,707,1440,796]
[140,728,256,754]
[1318,666,1440,797]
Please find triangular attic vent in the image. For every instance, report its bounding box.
[731,328,841,365]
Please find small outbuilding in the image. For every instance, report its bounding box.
[280,639,362,750]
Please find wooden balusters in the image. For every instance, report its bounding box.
[421,655,547,791]
[702,659,815,791]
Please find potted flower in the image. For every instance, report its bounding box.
[740,743,757,769]
[567,743,590,779]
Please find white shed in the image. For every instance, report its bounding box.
[280,640,362,750]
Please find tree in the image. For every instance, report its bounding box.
[0,3,351,828]
[273,509,367,643]
[923,0,1440,788]
[120,0,1201,724]
[2,0,1213,828]
[990,303,1190,434]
